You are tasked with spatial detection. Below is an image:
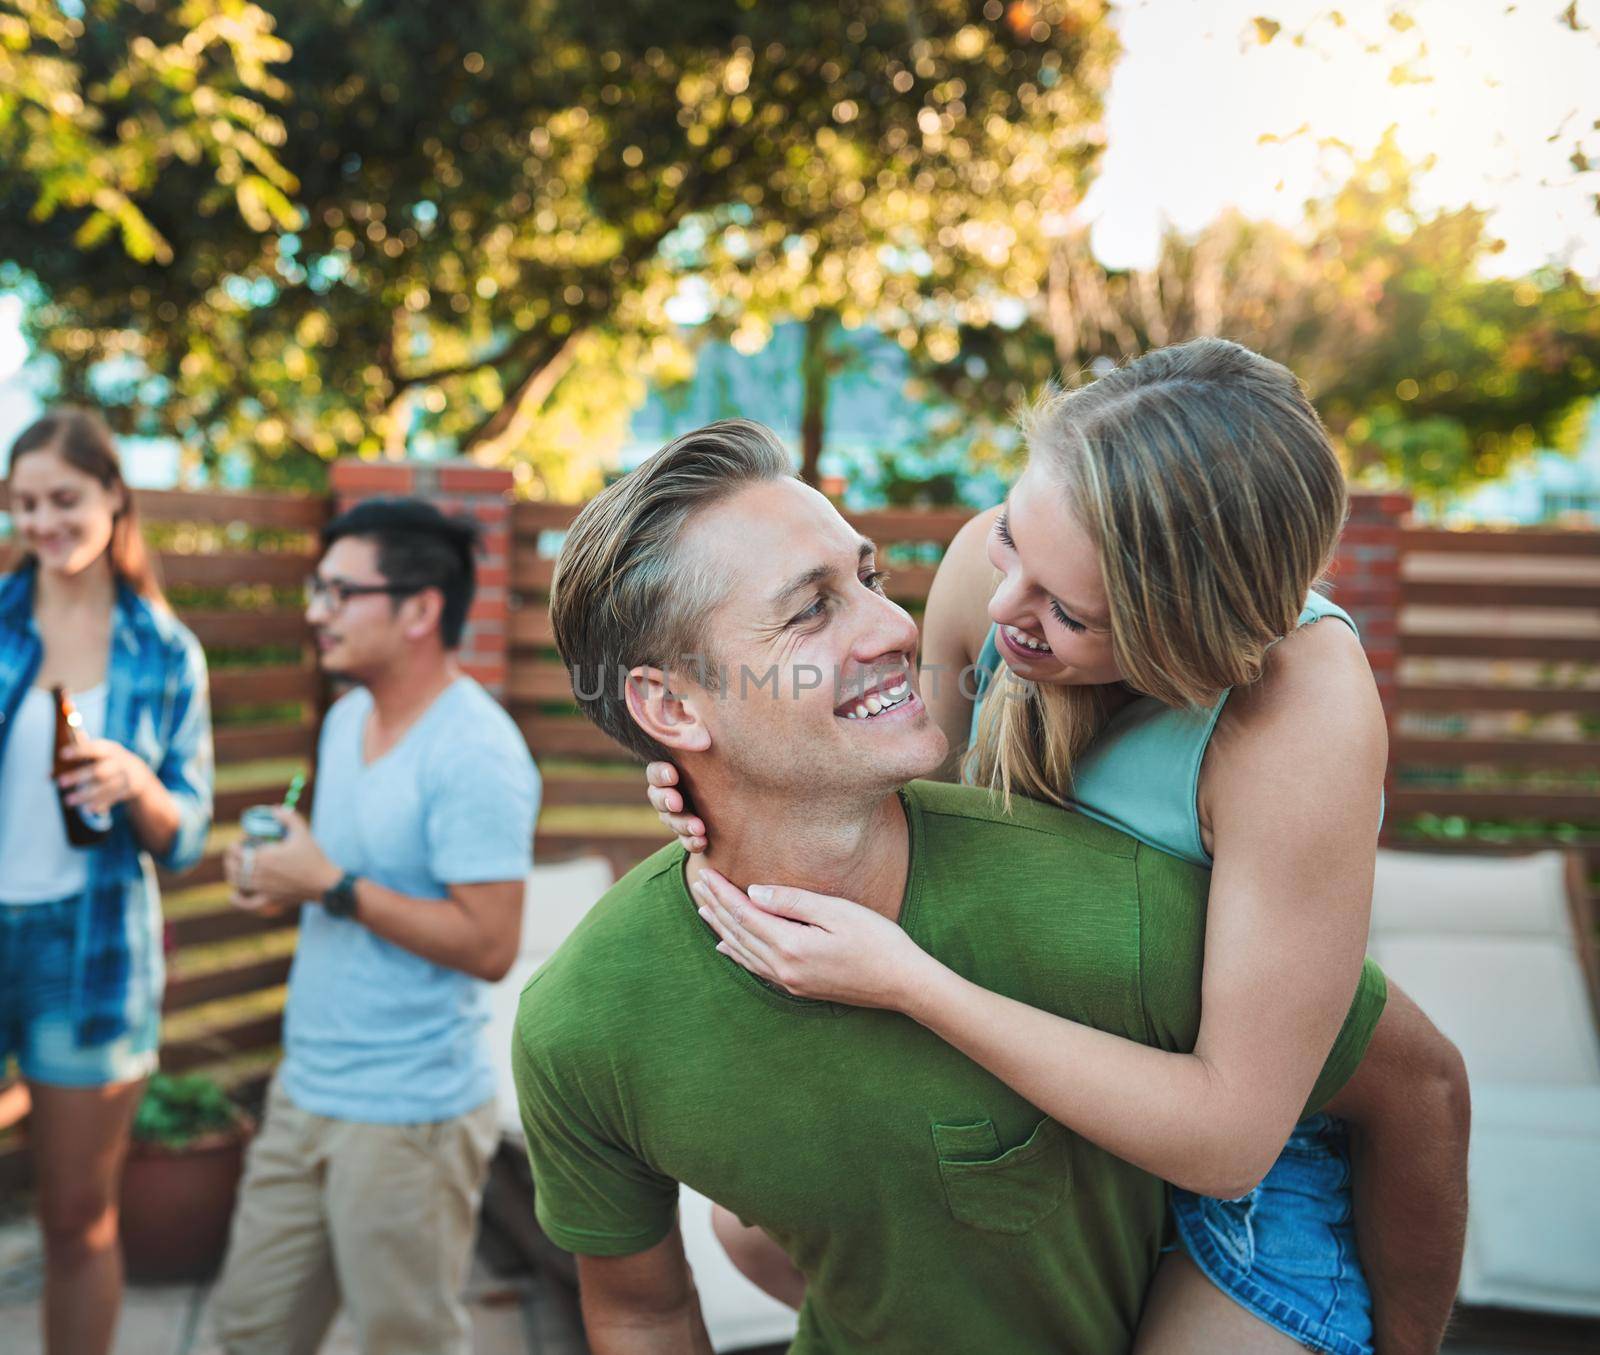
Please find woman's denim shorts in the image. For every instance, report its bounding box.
[0,895,160,1087]
[1171,1114,1374,1355]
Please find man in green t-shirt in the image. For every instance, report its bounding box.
[517,421,1446,1354]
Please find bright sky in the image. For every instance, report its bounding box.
[1086,0,1600,275]
[1,1,1595,388]
[0,296,24,384]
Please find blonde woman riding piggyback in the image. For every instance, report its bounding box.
[647,339,1470,1355]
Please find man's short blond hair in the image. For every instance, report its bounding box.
[549,419,794,763]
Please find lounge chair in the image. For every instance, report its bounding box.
[1367,847,1600,1317]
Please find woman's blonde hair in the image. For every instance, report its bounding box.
[969,338,1348,808]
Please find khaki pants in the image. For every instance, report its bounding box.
[212,1073,501,1355]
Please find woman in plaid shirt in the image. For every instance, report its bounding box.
[0,409,212,1355]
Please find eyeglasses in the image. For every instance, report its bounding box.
[303,576,423,611]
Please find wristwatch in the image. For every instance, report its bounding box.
[322,871,361,919]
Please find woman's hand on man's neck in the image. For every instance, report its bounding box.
[684,788,911,925]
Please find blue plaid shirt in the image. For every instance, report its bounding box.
[0,563,213,1044]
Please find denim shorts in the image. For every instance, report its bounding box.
[1171,1114,1374,1355]
[0,895,160,1087]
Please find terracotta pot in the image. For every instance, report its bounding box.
[118,1120,253,1283]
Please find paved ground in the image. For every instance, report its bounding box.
[0,1212,586,1355]
[3,1213,1597,1355]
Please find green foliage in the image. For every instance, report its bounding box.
[131,1072,244,1149]
[0,1,295,266]
[1391,814,1600,847]
[2,0,1116,495]
[912,138,1600,499]
[8,1,1592,499]
[878,463,962,508]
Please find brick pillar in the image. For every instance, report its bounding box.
[327,459,514,697]
[1326,491,1411,719]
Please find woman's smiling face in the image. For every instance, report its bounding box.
[8,447,120,581]
[984,465,1125,688]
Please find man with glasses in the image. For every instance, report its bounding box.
[212,497,540,1355]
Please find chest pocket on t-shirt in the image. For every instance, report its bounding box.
[932,1116,1070,1234]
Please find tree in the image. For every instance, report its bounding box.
[0,0,296,268]
[657,0,1118,482]
[912,137,1600,501]
[2,0,1119,490]
[1251,0,1600,211]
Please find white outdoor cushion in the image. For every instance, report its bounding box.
[1461,1084,1600,1316]
[492,855,618,1136]
[491,855,619,1136]
[518,854,618,959]
[1368,848,1600,1316]
[1368,849,1600,1088]
[489,853,798,1351]
[490,946,549,1139]
[679,1189,801,1351]
[1370,935,1600,1086]
[1370,848,1576,939]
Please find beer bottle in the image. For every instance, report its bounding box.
[52,685,112,847]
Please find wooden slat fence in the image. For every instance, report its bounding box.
[1384,527,1600,878]
[2,481,1595,1199]
[513,505,1600,880]
[0,486,326,1191]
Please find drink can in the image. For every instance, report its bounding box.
[240,805,289,844]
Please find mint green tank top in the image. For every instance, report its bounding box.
[969,591,1370,867]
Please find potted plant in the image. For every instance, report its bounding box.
[118,1072,254,1282]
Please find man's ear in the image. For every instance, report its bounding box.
[625,666,712,754]
[400,587,445,642]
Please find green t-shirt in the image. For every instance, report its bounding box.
[513,780,1387,1354]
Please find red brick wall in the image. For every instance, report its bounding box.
[1324,491,1411,717]
[326,459,514,696]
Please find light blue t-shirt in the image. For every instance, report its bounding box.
[281,676,540,1123]
[969,591,1372,867]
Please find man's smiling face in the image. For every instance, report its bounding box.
[677,477,948,801]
